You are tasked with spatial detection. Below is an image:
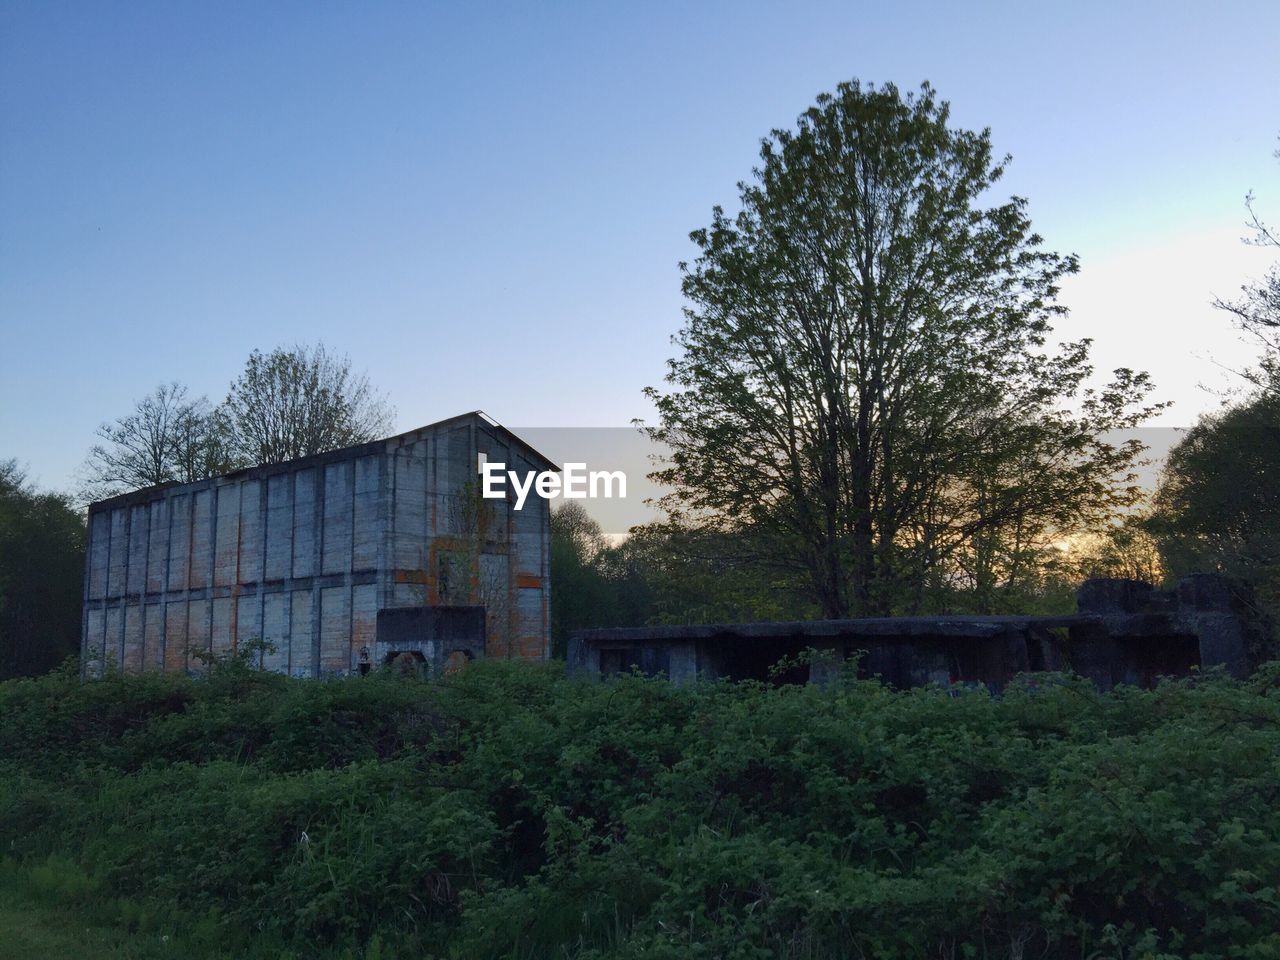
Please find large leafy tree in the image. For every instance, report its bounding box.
[0,460,85,678]
[224,343,394,465]
[646,81,1161,617]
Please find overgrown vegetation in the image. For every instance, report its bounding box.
[3,654,1279,958]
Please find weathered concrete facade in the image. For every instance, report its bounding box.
[568,575,1263,691]
[82,412,553,677]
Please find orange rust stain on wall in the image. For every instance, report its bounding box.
[515,636,544,660]
[393,569,429,585]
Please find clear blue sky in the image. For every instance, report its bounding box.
[2,0,1278,491]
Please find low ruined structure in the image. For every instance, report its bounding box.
[81,412,553,678]
[568,575,1262,690]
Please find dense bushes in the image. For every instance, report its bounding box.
[2,656,1280,958]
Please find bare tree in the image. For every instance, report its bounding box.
[1214,136,1280,392]
[170,401,239,485]
[79,344,392,501]
[79,383,237,500]
[223,343,395,465]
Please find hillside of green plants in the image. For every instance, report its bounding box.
[2,654,1279,960]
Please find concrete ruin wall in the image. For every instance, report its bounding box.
[568,576,1264,691]
[82,413,551,677]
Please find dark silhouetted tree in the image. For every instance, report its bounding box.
[0,460,85,678]
[1149,390,1280,621]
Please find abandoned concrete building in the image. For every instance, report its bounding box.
[569,574,1261,691]
[81,412,553,678]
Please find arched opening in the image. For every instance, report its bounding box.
[384,650,428,677]
[443,649,473,675]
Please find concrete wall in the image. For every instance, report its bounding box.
[82,413,552,677]
[569,576,1261,690]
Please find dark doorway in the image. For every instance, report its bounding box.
[713,636,811,685]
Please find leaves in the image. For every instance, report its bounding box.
[1148,389,1280,643]
[4,662,1280,957]
[645,80,1164,617]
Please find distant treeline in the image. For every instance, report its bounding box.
[0,461,83,679]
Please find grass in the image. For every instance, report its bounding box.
[0,857,309,960]
[0,883,170,960]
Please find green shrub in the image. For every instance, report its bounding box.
[2,659,1279,957]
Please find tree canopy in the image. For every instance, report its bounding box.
[1149,389,1280,620]
[645,80,1162,617]
[0,460,85,678]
